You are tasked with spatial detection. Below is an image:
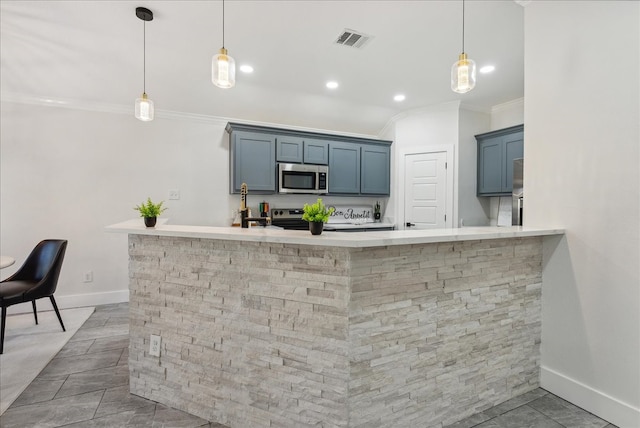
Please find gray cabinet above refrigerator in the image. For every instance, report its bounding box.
[476,124,524,196]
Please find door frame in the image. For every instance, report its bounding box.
[398,145,455,230]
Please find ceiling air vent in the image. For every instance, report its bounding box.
[335,29,371,49]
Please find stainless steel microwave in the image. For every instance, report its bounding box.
[278,163,328,194]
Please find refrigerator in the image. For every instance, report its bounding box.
[512,158,524,226]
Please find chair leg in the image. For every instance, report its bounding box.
[32,300,38,325]
[49,296,66,332]
[1,306,6,354]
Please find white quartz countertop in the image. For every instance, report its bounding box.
[106,219,563,248]
[323,222,395,230]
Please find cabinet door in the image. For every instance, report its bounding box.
[232,131,276,193]
[276,136,304,163]
[303,139,329,165]
[502,131,524,192]
[477,137,503,195]
[361,144,390,195]
[328,142,360,194]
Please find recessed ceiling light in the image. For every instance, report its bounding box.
[240,65,254,73]
[480,65,495,74]
[394,94,406,102]
[326,81,339,89]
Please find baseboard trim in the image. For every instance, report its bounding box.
[5,290,129,315]
[541,365,640,428]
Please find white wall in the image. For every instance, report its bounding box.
[390,102,491,228]
[525,2,639,426]
[379,121,397,224]
[491,98,524,130]
[0,102,228,310]
[0,101,383,312]
[389,102,459,227]
[458,108,491,226]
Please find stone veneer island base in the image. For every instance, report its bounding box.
[107,222,561,427]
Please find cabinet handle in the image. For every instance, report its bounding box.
[406,222,416,227]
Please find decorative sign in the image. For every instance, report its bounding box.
[327,205,374,224]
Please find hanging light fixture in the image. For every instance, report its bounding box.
[451,0,476,93]
[135,7,154,121]
[212,0,236,88]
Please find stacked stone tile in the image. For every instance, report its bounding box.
[128,235,542,427]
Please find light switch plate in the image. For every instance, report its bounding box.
[168,189,180,200]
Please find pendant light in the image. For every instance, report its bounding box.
[212,0,236,88]
[451,0,476,93]
[135,7,154,121]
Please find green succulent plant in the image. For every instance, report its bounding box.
[133,197,167,218]
[302,198,335,223]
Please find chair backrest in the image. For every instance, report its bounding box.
[17,240,68,298]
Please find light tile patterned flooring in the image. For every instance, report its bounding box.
[0,303,618,428]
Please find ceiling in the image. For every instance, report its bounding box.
[0,1,524,136]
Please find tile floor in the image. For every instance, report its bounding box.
[0,302,618,428]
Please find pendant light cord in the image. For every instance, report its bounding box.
[143,20,146,94]
[462,0,465,53]
[222,0,225,48]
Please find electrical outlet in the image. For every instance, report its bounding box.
[168,189,180,200]
[149,334,161,357]
[83,271,93,283]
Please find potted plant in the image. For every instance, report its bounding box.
[302,198,335,235]
[134,197,167,227]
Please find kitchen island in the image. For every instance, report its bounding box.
[106,220,562,428]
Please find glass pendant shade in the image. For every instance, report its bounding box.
[135,93,154,121]
[451,53,476,93]
[212,48,236,88]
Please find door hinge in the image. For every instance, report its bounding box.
[445,162,448,169]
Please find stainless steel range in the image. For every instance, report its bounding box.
[270,207,395,232]
[269,208,308,230]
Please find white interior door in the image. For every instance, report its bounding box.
[404,152,448,229]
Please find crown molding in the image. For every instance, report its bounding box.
[384,100,462,126]
[459,103,492,114]
[380,99,495,134]
[237,118,378,140]
[0,92,231,126]
[1,92,126,114]
[491,97,524,114]
[513,0,533,7]
[0,92,381,139]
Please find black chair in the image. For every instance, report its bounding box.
[0,239,68,354]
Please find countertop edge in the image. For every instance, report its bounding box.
[105,220,564,248]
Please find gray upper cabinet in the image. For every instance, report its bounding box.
[476,124,524,196]
[328,142,391,195]
[329,141,361,194]
[478,137,503,195]
[276,137,328,165]
[227,122,391,196]
[276,136,304,163]
[502,132,524,191]
[303,139,329,165]
[230,130,276,194]
[361,144,390,195]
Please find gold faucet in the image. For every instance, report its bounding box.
[240,183,248,212]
